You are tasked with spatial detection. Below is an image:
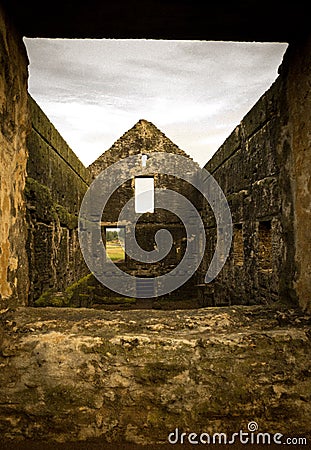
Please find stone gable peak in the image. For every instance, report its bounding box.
[88,119,194,177]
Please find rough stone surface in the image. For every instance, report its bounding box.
[88,120,201,304]
[285,35,311,313]
[89,119,195,177]
[0,4,29,308]
[1,2,310,314]
[26,97,91,303]
[0,4,310,449]
[0,305,310,444]
[200,74,297,308]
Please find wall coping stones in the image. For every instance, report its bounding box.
[205,77,282,175]
[28,95,91,186]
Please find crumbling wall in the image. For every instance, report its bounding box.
[285,35,311,313]
[200,75,296,307]
[26,96,91,304]
[0,4,29,308]
[88,120,202,306]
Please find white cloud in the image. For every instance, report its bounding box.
[24,38,288,167]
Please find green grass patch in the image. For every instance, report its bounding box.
[93,295,136,305]
[106,241,125,262]
[34,290,69,307]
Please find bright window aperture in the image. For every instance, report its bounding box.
[135,177,154,213]
[105,227,125,262]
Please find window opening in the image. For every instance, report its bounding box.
[258,221,272,271]
[141,154,148,167]
[135,177,154,213]
[105,226,125,262]
[233,223,244,266]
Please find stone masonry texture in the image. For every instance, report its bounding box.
[87,119,202,305]
[285,35,311,313]
[198,35,311,313]
[0,3,29,308]
[0,2,310,447]
[200,70,297,308]
[0,305,310,444]
[26,96,91,304]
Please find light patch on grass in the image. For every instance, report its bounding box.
[106,241,125,262]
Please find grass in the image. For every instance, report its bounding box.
[93,295,136,305]
[106,241,125,262]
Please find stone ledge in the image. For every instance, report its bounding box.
[1,304,310,336]
[28,95,91,185]
[0,305,310,444]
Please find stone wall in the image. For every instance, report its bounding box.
[0,5,310,448]
[87,120,202,306]
[285,35,311,313]
[0,4,29,309]
[0,305,310,444]
[200,74,296,307]
[26,96,91,304]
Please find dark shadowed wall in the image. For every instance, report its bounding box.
[199,61,299,307]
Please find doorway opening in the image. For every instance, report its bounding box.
[105,226,125,263]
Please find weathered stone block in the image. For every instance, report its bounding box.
[0,305,310,444]
[0,4,29,308]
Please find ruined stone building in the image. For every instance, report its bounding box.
[25,105,203,307]
[200,75,298,307]
[24,77,307,311]
[26,96,91,304]
[0,1,310,313]
[0,0,310,446]
[88,119,202,305]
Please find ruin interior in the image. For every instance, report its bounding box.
[0,0,310,447]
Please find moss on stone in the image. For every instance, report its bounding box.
[63,273,137,307]
[135,362,185,385]
[26,177,78,230]
[25,177,57,222]
[34,290,69,307]
[25,177,53,205]
[55,204,78,230]
[93,295,137,306]
[64,274,94,307]
[65,274,92,297]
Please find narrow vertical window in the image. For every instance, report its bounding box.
[141,154,148,167]
[258,220,272,271]
[135,177,154,213]
[233,223,244,266]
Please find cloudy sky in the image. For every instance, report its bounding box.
[24,39,288,167]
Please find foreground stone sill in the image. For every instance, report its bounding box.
[0,304,310,444]
[1,304,310,337]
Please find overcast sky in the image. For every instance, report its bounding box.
[24,39,287,167]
